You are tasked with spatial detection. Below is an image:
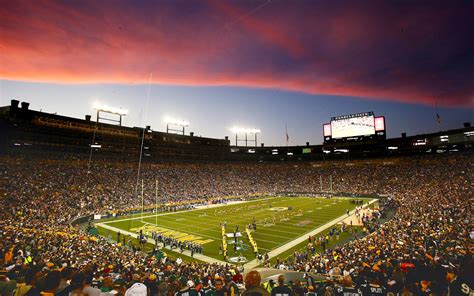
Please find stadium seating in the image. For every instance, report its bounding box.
[0,151,472,295]
[1,101,473,295]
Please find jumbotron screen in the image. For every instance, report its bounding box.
[323,112,385,140]
[331,114,375,138]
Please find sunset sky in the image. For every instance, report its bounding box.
[1,0,472,145]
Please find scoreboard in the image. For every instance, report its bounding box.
[323,112,385,142]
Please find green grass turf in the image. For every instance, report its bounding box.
[97,196,371,263]
[270,202,379,264]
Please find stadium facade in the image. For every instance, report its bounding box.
[0,100,472,161]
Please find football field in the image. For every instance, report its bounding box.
[96,196,374,264]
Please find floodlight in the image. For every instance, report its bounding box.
[93,101,127,126]
[164,116,189,127]
[230,127,260,134]
[93,101,128,115]
[164,115,189,135]
[230,126,260,147]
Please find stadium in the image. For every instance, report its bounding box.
[1,99,472,295]
[1,1,473,296]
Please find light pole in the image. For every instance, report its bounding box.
[231,127,260,147]
[164,116,190,135]
[93,102,128,126]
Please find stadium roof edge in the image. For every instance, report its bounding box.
[0,103,229,143]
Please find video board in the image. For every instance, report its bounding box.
[323,112,385,142]
[331,112,375,138]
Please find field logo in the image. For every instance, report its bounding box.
[228,255,248,263]
[269,207,288,212]
[297,219,313,226]
[131,225,213,245]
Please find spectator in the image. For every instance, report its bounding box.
[243,271,269,296]
[125,283,147,296]
[270,275,293,296]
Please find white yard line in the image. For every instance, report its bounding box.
[142,215,291,244]
[102,196,279,224]
[97,197,376,268]
[243,199,378,269]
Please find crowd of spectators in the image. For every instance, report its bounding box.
[0,152,472,295]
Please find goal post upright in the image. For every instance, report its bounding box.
[155,179,158,226]
[320,175,323,193]
[141,179,144,223]
[330,175,333,195]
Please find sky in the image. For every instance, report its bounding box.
[0,0,473,145]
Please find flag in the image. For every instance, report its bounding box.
[435,101,441,125]
[286,124,289,145]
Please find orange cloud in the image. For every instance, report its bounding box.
[1,0,472,107]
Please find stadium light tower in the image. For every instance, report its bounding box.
[164,116,189,135]
[93,102,128,126]
[231,127,260,147]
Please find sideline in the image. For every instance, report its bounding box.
[96,222,228,265]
